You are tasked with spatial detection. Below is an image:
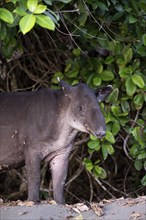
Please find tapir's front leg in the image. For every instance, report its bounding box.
[50,147,72,204]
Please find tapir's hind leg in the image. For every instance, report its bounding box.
[25,151,41,203]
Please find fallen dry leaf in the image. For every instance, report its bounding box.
[72,213,83,220]
[129,211,142,219]
[90,203,104,216]
[17,200,34,207]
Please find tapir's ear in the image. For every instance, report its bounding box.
[57,78,71,96]
[95,85,113,102]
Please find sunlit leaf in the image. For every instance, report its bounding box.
[132,74,145,88]
[0,8,14,24]
[125,77,136,96]
[36,15,55,30]
[34,4,47,14]
[27,0,38,12]
[19,14,36,34]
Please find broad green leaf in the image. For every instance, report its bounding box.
[105,130,115,144]
[93,166,107,179]
[36,15,55,30]
[111,105,128,117]
[94,165,102,174]
[124,48,133,63]
[19,14,36,34]
[119,66,133,79]
[130,144,139,158]
[14,7,27,16]
[134,160,142,171]
[132,74,145,88]
[105,56,115,64]
[134,94,144,109]
[141,175,146,186]
[0,8,14,24]
[112,121,120,135]
[100,70,114,81]
[137,152,146,160]
[93,76,102,86]
[87,139,100,151]
[131,127,145,147]
[142,34,146,46]
[129,15,137,23]
[125,77,136,96]
[34,4,47,14]
[121,100,130,113]
[84,158,93,171]
[27,0,38,12]
[101,144,108,160]
[108,88,119,104]
[90,134,98,141]
[96,63,103,74]
[107,144,115,155]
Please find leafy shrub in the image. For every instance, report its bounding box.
[0,0,146,195]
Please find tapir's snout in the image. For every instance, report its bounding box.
[95,128,106,138]
[84,123,106,138]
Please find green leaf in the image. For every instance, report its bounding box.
[93,76,102,86]
[36,15,55,30]
[124,48,133,63]
[34,4,47,14]
[13,7,27,16]
[96,64,103,74]
[131,127,145,147]
[112,121,120,135]
[142,34,146,46]
[111,105,128,117]
[134,94,144,109]
[27,0,38,12]
[108,88,119,104]
[100,70,114,81]
[125,77,136,96]
[105,130,115,144]
[119,66,133,79]
[87,139,100,151]
[129,15,137,23]
[107,144,115,155]
[141,175,146,186]
[132,74,145,88]
[93,166,107,179]
[101,144,108,160]
[84,158,93,171]
[121,100,130,113]
[19,14,36,34]
[0,8,14,24]
[137,152,146,160]
[130,144,139,158]
[134,160,143,171]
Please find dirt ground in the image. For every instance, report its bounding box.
[0,196,146,220]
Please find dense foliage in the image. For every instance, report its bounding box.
[0,0,146,202]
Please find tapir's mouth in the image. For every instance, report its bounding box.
[84,123,106,138]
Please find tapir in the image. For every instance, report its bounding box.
[0,80,112,204]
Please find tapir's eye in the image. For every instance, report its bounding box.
[78,105,85,114]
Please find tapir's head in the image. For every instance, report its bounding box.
[59,80,112,138]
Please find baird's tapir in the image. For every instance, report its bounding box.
[0,80,112,204]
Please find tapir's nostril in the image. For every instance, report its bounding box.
[95,130,106,138]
